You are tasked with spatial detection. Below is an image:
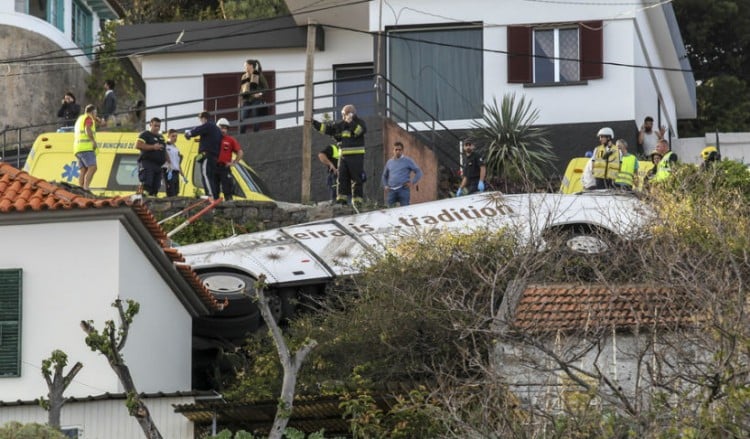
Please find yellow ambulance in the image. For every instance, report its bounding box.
[23,132,273,201]
[560,156,655,194]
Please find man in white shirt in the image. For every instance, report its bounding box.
[638,116,665,156]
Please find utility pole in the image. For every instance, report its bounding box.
[301,19,317,204]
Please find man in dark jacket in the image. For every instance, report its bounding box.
[185,111,223,199]
[135,117,167,196]
[313,104,367,206]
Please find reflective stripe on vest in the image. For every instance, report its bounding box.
[330,144,341,160]
[653,151,674,182]
[615,154,637,187]
[341,147,365,155]
[73,114,96,153]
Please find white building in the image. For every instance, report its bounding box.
[0,162,221,438]
[118,0,695,159]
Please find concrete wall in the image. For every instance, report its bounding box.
[235,115,385,204]
[0,24,89,133]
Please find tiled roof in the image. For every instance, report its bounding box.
[0,162,218,311]
[510,283,699,333]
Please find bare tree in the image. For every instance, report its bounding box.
[39,350,83,429]
[253,274,317,439]
[80,299,163,439]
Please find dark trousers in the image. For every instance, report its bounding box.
[240,98,263,133]
[595,178,616,189]
[214,164,235,201]
[199,154,220,199]
[337,154,364,199]
[138,162,163,196]
[163,169,180,197]
[464,178,480,195]
[326,171,337,202]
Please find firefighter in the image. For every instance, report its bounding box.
[700,145,721,171]
[313,104,367,207]
[591,127,620,189]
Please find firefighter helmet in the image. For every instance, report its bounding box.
[701,145,720,162]
[597,127,614,138]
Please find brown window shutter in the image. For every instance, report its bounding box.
[507,26,532,83]
[579,20,603,80]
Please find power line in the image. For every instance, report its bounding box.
[2,0,689,77]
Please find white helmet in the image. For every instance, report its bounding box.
[216,118,230,127]
[597,127,614,138]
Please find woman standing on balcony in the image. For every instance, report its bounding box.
[239,59,269,133]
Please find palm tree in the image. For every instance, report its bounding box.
[471,94,557,192]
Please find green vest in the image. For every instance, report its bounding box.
[73,114,96,153]
[653,151,675,183]
[615,154,637,187]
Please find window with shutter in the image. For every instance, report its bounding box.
[0,269,22,377]
[507,21,603,84]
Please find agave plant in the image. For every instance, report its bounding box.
[471,94,557,192]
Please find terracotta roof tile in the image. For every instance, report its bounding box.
[0,162,219,311]
[511,283,699,333]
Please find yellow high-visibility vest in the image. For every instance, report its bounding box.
[615,154,637,187]
[73,114,96,154]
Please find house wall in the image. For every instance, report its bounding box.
[496,333,653,411]
[0,221,122,400]
[116,225,193,393]
[143,27,374,131]
[0,220,192,401]
[0,396,195,439]
[369,0,683,131]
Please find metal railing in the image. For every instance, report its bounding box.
[1,74,463,170]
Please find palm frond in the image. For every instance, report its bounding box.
[471,94,557,191]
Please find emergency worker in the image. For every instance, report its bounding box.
[591,127,620,189]
[312,104,367,207]
[652,139,678,183]
[135,117,167,196]
[215,118,244,201]
[457,137,486,196]
[700,145,721,171]
[317,142,340,202]
[614,139,638,191]
[73,104,99,191]
[185,111,223,199]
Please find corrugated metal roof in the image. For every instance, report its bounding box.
[175,394,397,435]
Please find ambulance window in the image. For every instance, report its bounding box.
[189,163,247,198]
[236,163,272,197]
[110,155,141,190]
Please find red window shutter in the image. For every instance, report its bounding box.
[507,26,532,83]
[579,20,603,80]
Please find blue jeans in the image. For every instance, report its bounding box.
[387,186,410,207]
